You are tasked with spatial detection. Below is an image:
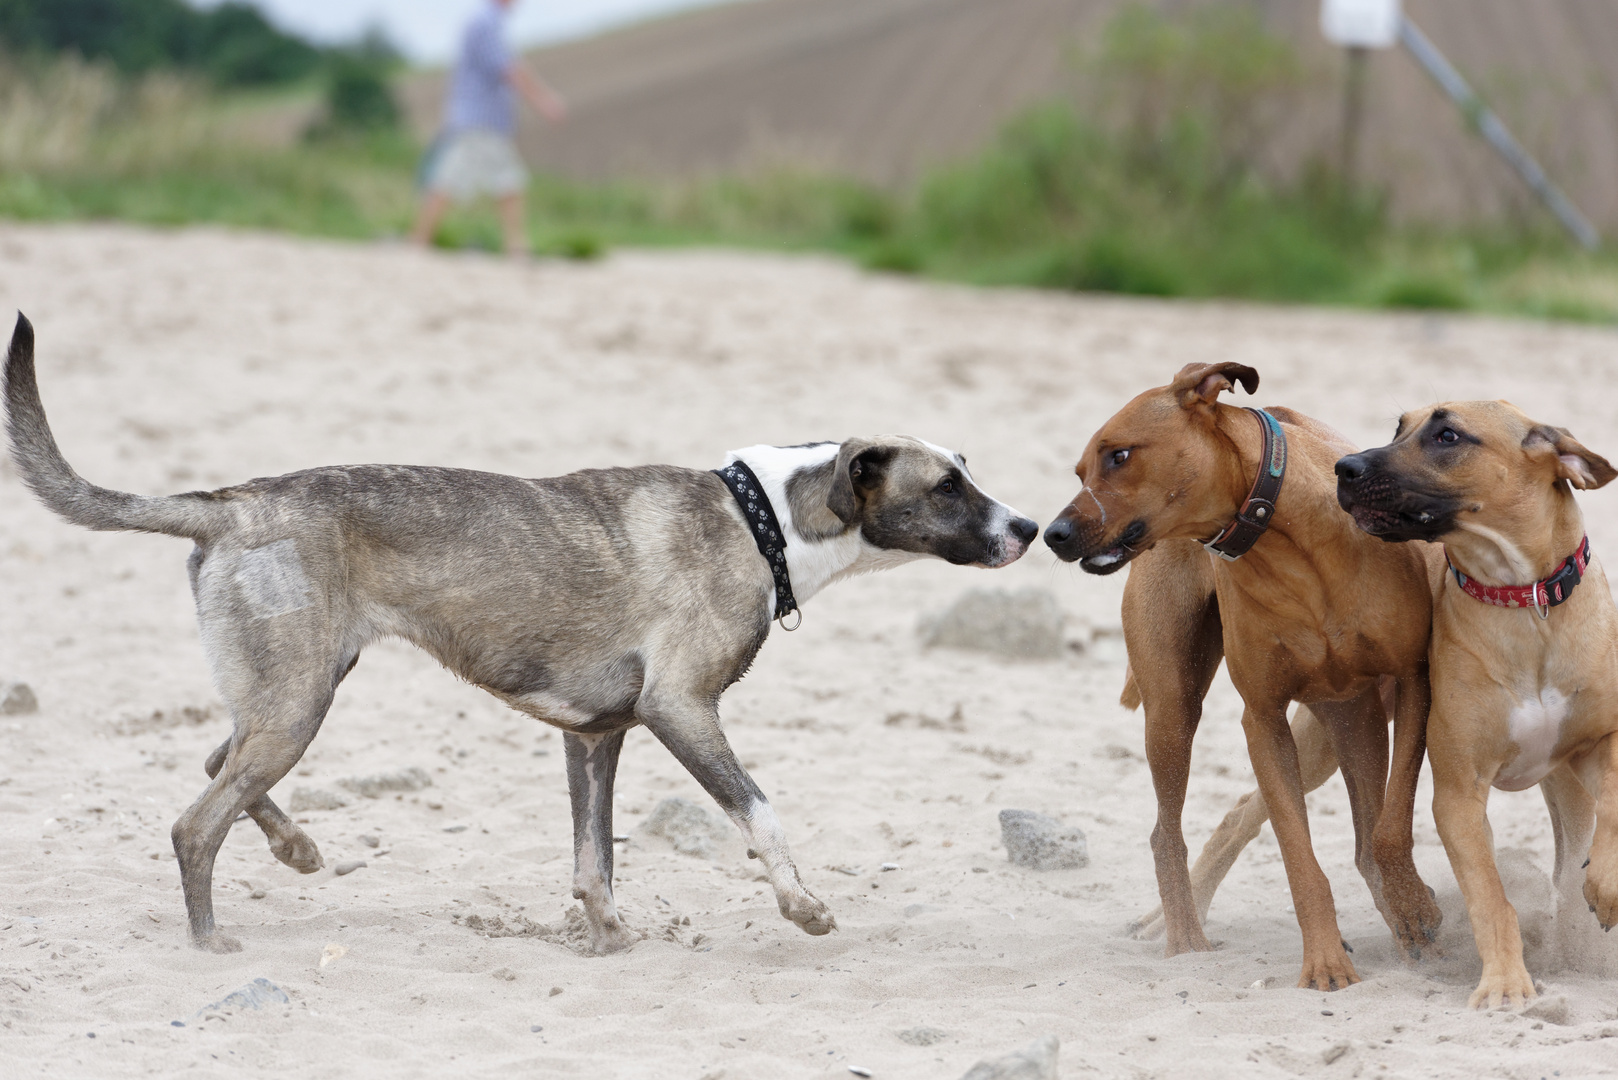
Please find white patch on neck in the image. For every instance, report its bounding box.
[1494,685,1570,791]
[723,443,926,607]
[1451,520,1548,585]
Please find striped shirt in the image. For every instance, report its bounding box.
[445,4,514,134]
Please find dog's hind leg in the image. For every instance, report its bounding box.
[204,738,323,874]
[1540,762,1597,966]
[174,647,342,953]
[639,690,833,937]
[1132,705,1338,940]
[563,729,636,955]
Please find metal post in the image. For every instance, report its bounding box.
[1398,16,1599,249]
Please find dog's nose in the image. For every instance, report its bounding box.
[1010,517,1038,545]
[1043,518,1073,547]
[1335,454,1369,481]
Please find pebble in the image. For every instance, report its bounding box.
[549,986,564,997]
[959,1034,1059,1080]
[319,943,347,968]
[849,1068,873,1078]
[1,682,39,716]
[333,860,367,876]
[918,588,1065,660]
[530,1024,543,1033]
[358,834,380,848]
[249,888,267,900]
[998,810,1089,871]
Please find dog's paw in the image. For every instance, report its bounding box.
[587,920,639,956]
[1385,879,1445,959]
[1162,922,1215,958]
[1468,968,1536,1010]
[1297,949,1360,992]
[192,930,244,954]
[1583,851,1618,931]
[780,892,836,936]
[268,828,323,875]
[1128,907,1167,941]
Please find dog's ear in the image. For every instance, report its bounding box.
[827,438,892,523]
[1170,362,1259,410]
[1525,425,1618,490]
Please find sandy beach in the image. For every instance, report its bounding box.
[2,224,1617,1078]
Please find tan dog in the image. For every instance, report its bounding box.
[1336,400,1618,1008]
[1044,363,1444,990]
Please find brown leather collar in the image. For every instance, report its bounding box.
[1204,407,1287,562]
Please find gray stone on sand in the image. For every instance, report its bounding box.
[333,859,367,876]
[919,588,1065,660]
[191,977,288,1022]
[999,809,1089,871]
[337,766,432,798]
[959,1034,1059,1080]
[1,682,39,715]
[288,787,349,813]
[640,796,731,859]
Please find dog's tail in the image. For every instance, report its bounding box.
[5,314,226,539]
[1119,664,1143,711]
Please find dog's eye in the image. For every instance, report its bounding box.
[1435,428,1459,445]
[938,478,956,495]
[1110,448,1131,467]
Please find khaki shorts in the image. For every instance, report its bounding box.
[427,130,529,202]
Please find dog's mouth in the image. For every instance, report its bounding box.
[1080,542,1135,574]
[1337,478,1457,542]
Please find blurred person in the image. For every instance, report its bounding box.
[411,0,567,256]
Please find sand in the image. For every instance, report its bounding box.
[2,223,1617,1079]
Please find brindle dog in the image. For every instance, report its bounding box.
[1044,362,1443,991]
[4,314,1037,955]
[1337,400,1618,1008]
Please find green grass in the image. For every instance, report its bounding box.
[3,1,1615,326]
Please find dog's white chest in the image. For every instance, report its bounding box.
[1494,686,1571,791]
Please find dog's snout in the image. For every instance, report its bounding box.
[1043,518,1073,547]
[1009,517,1038,545]
[1335,454,1369,482]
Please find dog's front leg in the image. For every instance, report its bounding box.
[1372,672,1443,957]
[1430,752,1533,1008]
[640,694,834,937]
[1240,699,1358,991]
[563,729,636,955]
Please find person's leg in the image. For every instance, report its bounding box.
[411,191,452,248]
[497,192,529,257]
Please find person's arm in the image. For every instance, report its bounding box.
[508,65,567,123]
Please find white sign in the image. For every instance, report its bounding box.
[1321,0,1402,48]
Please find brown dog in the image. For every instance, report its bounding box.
[1044,363,1443,990]
[1336,400,1618,1008]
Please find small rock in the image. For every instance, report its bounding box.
[848,1069,873,1078]
[897,1026,949,1046]
[333,860,367,876]
[998,810,1088,871]
[319,943,347,968]
[358,834,380,848]
[192,978,287,1020]
[1524,995,1571,1026]
[249,888,267,900]
[549,986,563,997]
[1322,1041,1351,1065]
[640,797,731,859]
[288,788,348,813]
[1,682,39,715]
[919,588,1064,660]
[337,767,432,799]
[491,968,516,982]
[959,1034,1059,1080]
[530,1024,543,1033]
